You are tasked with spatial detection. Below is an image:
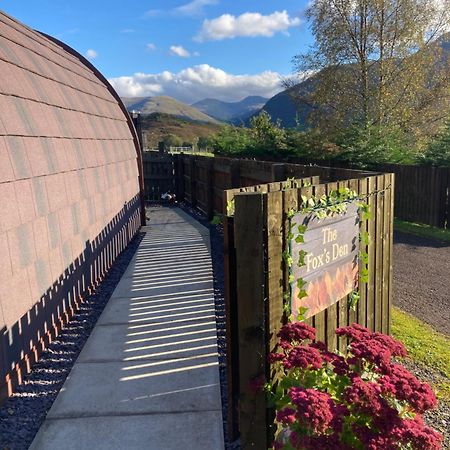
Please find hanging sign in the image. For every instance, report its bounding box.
[291,203,359,320]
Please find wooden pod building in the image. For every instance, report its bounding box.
[0,11,144,399]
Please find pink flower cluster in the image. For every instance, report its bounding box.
[270,323,442,450]
[277,322,316,349]
[336,324,407,370]
[380,363,437,413]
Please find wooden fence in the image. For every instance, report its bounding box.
[142,152,175,201]
[142,153,449,228]
[174,154,376,218]
[377,164,449,228]
[289,157,450,228]
[223,173,394,449]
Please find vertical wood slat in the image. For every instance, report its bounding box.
[234,193,268,450]
[223,188,239,441]
[283,188,299,326]
[296,185,314,329]
[382,173,393,334]
[347,178,359,327]
[357,177,368,329]
[366,176,376,331]
[374,175,385,332]
[267,190,284,352]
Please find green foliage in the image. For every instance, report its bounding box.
[418,122,450,167]
[197,135,210,150]
[249,111,289,156]
[209,125,252,155]
[394,219,450,242]
[209,111,290,157]
[162,133,183,148]
[334,124,416,168]
[210,214,222,226]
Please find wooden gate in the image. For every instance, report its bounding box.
[142,152,175,201]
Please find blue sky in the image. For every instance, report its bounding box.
[1,0,313,103]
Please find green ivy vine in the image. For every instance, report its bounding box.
[283,187,371,323]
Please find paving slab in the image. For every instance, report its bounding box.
[30,411,224,450]
[31,207,224,449]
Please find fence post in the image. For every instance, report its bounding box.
[271,163,286,182]
[174,154,185,201]
[189,156,197,207]
[230,160,241,188]
[205,158,214,220]
[234,192,268,450]
[223,191,239,441]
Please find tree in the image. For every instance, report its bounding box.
[291,0,450,141]
[249,111,289,155]
[162,134,183,148]
[197,136,210,150]
[419,121,450,166]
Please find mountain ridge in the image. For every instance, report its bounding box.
[192,96,268,123]
[122,95,219,124]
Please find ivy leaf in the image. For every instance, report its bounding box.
[349,291,360,311]
[297,278,307,290]
[360,267,369,283]
[298,249,307,267]
[296,306,309,322]
[359,231,369,246]
[289,274,295,284]
[297,289,308,300]
[295,234,304,243]
[359,251,369,264]
[297,224,307,234]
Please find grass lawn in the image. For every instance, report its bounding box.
[392,307,450,400]
[394,219,450,243]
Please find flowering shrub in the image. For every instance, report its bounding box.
[268,322,442,450]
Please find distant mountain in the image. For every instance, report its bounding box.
[122,96,219,124]
[248,78,316,128]
[192,96,268,123]
[139,113,222,148]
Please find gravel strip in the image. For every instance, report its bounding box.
[0,232,144,450]
[399,358,450,449]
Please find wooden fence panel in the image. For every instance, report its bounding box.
[142,153,175,200]
[224,173,394,449]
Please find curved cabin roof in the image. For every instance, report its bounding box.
[0,11,142,334]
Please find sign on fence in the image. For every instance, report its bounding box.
[291,203,359,320]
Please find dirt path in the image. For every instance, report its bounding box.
[393,231,450,336]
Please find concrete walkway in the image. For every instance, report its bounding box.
[31,207,224,450]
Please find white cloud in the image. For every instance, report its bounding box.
[108,64,284,103]
[147,43,157,51]
[85,49,97,60]
[174,0,218,16]
[196,10,301,41]
[170,45,191,57]
[120,28,135,33]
